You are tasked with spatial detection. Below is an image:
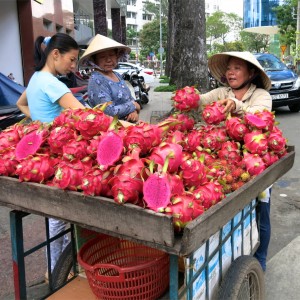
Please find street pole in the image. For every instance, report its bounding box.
[159,0,163,76]
[296,0,300,73]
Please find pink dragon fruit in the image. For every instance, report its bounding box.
[48,126,77,155]
[242,152,266,176]
[244,112,267,130]
[52,109,77,129]
[143,155,174,211]
[193,181,225,209]
[52,159,91,191]
[15,127,49,160]
[123,122,163,155]
[110,148,146,204]
[148,142,183,174]
[74,107,113,139]
[261,151,279,167]
[0,147,19,176]
[225,116,250,141]
[267,131,287,153]
[217,141,242,163]
[201,126,228,152]
[97,131,124,170]
[243,130,268,155]
[62,136,89,161]
[254,110,275,131]
[179,158,207,188]
[0,124,22,150]
[172,113,195,132]
[15,154,56,183]
[165,130,185,145]
[202,102,226,125]
[172,86,200,112]
[183,129,203,152]
[81,168,104,196]
[164,193,204,233]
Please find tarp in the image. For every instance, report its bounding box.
[0,72,25,106]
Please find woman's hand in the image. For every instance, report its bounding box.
[217,98,236,114]
[126,110,139,123]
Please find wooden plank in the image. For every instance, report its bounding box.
[46,276,96,300]
[0,177,175,247]
[180,147,295,256]
[0,147,295,256]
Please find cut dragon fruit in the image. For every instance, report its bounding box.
[15,131,44,160]
[97,131,123,169]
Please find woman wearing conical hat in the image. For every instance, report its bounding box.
[201,51,272,117]
[79,34,140,123]
[201,51,272,273]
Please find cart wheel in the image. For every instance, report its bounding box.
[218,255,265,300]
[51,242,73,289]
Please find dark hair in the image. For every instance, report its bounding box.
[34,33,79,71]
[246,62,264,89]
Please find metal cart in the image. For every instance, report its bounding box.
[0,146,295,300]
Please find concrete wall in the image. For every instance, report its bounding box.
[0,0,23,85]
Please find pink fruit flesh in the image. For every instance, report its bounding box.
[143,174,171,210]
[15,131,43,160]
[97,132,123,167]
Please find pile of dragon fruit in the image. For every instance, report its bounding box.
[0,86,287,233]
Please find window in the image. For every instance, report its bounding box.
[142,14,152,21]
[43,19,53,31]
[127,11,137,18]
[56,24,64,33]
[127,0,136,5]
[127,24,138,31]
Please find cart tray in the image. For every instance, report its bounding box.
[0,146,295,256]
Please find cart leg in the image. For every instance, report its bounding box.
[169,254,179,300]
[10,210,28,300]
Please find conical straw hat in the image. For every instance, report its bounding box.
[208,51,271,91]
[79,34,131,65]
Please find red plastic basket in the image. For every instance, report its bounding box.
[77,234,170,300]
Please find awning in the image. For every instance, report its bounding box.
[243,26,279,35]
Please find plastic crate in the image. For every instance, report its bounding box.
[77,234,170,300]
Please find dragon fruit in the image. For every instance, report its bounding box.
[15,128,49,160]
[243,130,268,155]
[48,126,77,155]
[225,116,250,141]
[242,152,266,176]
[183,129,203,152]
[267,131,287,153]
[202,102,226,125]
[15,154,56,183]
[261,151,279,167]
[143,155,174,211]
[254,110,275,131]
[148,142,183,174]
[193,181,225,209]
[110,148,146,204]
[201,126,228,152]
[97,131,124,170]
[52,158,93,191]
[164,193,204,233]
[179,158,207,188]
[74,108,113,139]
[0,147,19,176]
[0,124,22,150]
[52,109,77,129]
[244,112,267,130]
[172,86,200,112]
[217,141,242,163]
[172,113,195,132]
[81,168,104,196]
[62,136,89,161]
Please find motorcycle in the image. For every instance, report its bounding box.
[122,69,150,109]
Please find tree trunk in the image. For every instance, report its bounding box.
[165,0,175,77]
[169,0,208,91]
[93,0,107,36]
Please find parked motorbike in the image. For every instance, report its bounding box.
[122,70,150,108]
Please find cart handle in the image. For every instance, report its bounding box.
[92,263,125,282]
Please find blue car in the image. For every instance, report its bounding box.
[254,53,300,112]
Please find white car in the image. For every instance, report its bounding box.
[114,62,154,84]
